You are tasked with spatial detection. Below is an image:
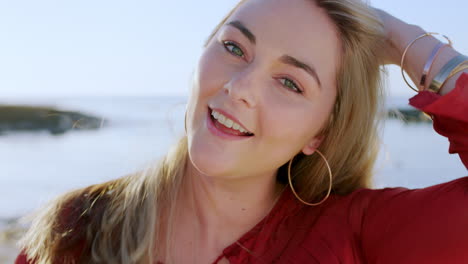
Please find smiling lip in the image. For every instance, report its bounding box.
[210,107,252,134]
[206,107,254,140]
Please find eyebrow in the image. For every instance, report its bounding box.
[226,20,322,89]
[279,55,322,89]
[226,20,256,45]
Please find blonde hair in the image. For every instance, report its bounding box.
[19,0,385,263]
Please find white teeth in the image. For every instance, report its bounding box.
[211,110,250,134]
[219,115,226,123]
[225,119,233,128]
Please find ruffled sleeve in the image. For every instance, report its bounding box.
[408,73,468,168]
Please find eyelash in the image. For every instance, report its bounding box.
[222,41,304,94]
[223,40,246,59]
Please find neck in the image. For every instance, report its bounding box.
[176,160,285,251]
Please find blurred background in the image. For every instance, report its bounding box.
[0,0,467,262]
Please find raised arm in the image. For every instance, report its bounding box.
[376,9,468,168]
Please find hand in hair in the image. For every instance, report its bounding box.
[373,8,403,66]
[373,7,465,95]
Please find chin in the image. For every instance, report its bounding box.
[187,140,238,178]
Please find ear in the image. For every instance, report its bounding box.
[301,136,324,155]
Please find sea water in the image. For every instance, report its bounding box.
[0,96,466,219]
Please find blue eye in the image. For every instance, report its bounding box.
[223,41,245,58]
[279,78,303,94]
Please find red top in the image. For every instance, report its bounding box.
[16,74,468,264]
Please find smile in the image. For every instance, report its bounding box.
[206,107,254,140]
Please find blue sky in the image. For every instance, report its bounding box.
[0,0,466,98]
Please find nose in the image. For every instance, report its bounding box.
[223,66,259,108]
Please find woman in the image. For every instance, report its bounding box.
[16,0,468,263]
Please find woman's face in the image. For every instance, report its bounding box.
[186,0,340,179]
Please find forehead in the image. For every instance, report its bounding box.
[224,0,341,87]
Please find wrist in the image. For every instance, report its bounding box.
[382,14,424,66]
[392,24,426,66]
[395,26,455,92]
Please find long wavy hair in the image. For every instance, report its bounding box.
[19,0,386,263]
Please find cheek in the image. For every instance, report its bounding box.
[267,113,306,140]
[195,47,229,96]
[186,50,223,130]
[259,108,310,158]
[260,101,328,153]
